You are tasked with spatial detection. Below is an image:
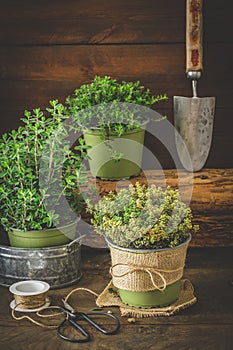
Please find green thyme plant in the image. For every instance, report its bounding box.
[86,182,199,249]
[0,100,88,231]
[66,76,168,134]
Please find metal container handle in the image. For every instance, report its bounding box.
[67,234,85,253]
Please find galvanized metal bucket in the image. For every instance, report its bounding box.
[0,241,82,289]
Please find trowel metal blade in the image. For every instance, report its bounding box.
[174,96,215,172]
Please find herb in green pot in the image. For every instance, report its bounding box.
[66,76,168,133]
[86,182,199,250]
[0,100,88,247]
[86,182,199,308]
[66,76,168,180]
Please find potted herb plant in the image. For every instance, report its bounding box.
[66,76,168,180]
[86,182,199,308]
[0,100,88,248]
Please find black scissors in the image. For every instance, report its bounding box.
[57,305,120,343]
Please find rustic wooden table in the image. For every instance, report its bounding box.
[0,169,232,349]
[0,245,232,350]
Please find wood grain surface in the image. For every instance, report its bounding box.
[0,246,232,350]
[82,169,233,212]
[0,45,231,108]
[0,0,232,168]
[0,0,231,45]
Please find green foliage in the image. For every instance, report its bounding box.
[0,100,89,231]
[86,182,199,250]
[66,76,168,135]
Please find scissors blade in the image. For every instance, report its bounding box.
[61,299,75,313]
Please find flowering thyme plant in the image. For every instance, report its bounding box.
[86,182,199,249]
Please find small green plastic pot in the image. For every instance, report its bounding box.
[107,237,190,308]
[83,126,146,180]
[7,220,79,248]
[118,280,181,308]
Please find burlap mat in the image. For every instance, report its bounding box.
[96,279,197,318]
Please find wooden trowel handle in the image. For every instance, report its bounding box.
[186,0,203,72]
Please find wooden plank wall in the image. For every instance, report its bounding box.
[0,0,232,168]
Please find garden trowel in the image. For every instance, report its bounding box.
[174,0,215,172]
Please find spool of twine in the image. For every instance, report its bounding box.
[11,286,99,329]
[13,292,48,310]
[109,238,190,292]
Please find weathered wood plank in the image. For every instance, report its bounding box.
[0,0,184,45]
[0,79,230,112]
[0,45,192,80]
[192,214,233,247]
[0,324,231,350]
[0,1,231,174]
[0,44,231,108]
[0,247,232,350]
[0,43,231,84]
[82,169,233,213]
[0,41,231,168]
[0,0,230,45]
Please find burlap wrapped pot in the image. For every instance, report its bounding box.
[108,235,191,292]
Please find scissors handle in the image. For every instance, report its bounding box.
[57,307,120,343]
[57,318,90,343]
[82,311,120,335]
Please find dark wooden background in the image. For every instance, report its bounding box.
[0,0,232,168]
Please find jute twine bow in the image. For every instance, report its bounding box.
[110,263,184,291]
[109,238,190,292]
